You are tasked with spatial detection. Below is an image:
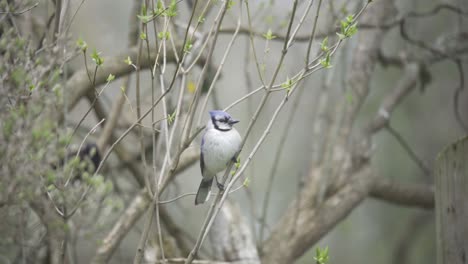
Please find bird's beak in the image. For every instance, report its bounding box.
[228,119,239,125]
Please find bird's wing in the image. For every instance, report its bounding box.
[200,135,205,176]
[200,150,205,175]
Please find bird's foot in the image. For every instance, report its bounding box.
[215,176,225,191]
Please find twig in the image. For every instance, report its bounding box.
[364,63,421,135]
[385,124,431,176]
[180,2,230,146]
[258,82,305,243]
[305,0,323,67]
[196,6,243,127]
[0,2,39,15]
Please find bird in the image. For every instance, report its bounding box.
[195,110,242,205]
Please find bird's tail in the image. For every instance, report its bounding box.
[195,178,213,205]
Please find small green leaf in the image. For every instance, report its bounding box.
[243,177,250,187]
[167,111,176,125]
[338,14,358,39]
[314,246,329,264]
[91,49,104,66]
[106,74,115,82]
[320,37,328,52]
[336,32,346,40]
[227,0,235,9]
[137,14,152,23]
[124,56,132,65]
[157,0,163,10]
[263,29,276,40]
[319,52,332,69]
[166,0,177,17]
[158,31,170,40]
[281,76,293,90]
[140,32,147,40]
[198,16,205,23]
[184,39,193,53]
[76,38,87,52]
[232,157,241,169]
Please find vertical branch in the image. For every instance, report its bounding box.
[196,5,243,127]
[184,2,300,263]
[133,1,202,263]
[181,1,231,145]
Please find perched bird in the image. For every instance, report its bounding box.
[195,110,242,205]
[52,142,101,183]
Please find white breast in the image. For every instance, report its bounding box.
[202,127,241,176]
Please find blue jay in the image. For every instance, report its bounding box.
[195,110,242,205]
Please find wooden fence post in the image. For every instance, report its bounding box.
[436,136,468,264]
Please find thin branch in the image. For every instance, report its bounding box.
[196,6,243,127]
[385,124,431,176]
[66,45,207,111]
[0,2,39,15]
[305,0,323,67]
[258,83,305,243]
[364,63,421,135]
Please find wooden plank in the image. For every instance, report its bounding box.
[436,136,468,264]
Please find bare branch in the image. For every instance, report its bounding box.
[369,176,434,209]
[0,2,38,15]
[261,167,374,263]
[364,63,421,135]
[66,45,207,111]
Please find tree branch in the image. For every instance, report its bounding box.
[369,175,434,209]
[261,167,374,263]
[364,63,421,135]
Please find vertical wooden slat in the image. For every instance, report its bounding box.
[436,136,468,264]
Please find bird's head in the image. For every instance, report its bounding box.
[209,110,239,131]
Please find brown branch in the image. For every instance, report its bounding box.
[261,167,374,264]
[261,167,434,264]
[369,176,434,209]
